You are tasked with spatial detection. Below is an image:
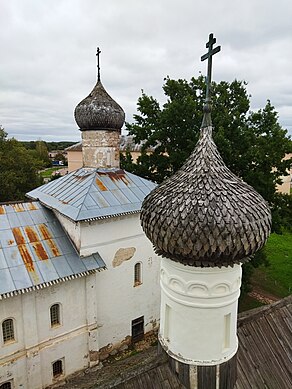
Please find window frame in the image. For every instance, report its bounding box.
[2,318,15,345]
[0,381,12,389]
[134,262,142,287]
[50,303,62,328]
[131,316,144,343]
[52,359,64,379]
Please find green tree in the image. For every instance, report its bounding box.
[125,76,292,229]
[35,140,51,167]
[0,126,43,202]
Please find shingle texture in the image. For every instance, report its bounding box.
[141,126,272,267]
[74,81,125,131]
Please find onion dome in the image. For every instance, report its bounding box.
[141,125,271,267]
[74,80,125,131]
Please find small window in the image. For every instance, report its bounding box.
[134,262,142,286]
[2,319,15,343]
[52,359,63,378]
[131,316,144,343]
[0,382,12,389]
[50,304,61,327]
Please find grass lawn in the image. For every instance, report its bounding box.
[238,295,264,313]
[251,231,292,298]
[40,167,63,179]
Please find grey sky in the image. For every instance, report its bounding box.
[0,0,291,141]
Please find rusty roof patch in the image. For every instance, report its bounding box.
[27,202,38,211]
[12,227,26,245]
[11,203,25,212]
[0,201,106,297]
[18,244,35,272]
[0,206,6,214]
[95,177,108,191]
[25,226,39,243]
[31,241,49,261]
[38,224,52,240]
[46,239,61,257]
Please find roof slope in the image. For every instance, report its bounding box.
[0,201,105,298]
[27,168,156,222]
[235,296,292,389]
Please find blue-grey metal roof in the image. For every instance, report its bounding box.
[0,201,106,299]
[27,168,156,222]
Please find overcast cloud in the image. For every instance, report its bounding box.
[0,0,292,141]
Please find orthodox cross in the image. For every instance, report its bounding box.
[201,33,221,106]
[96,47,101,81]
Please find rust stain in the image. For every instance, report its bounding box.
[18,245,35,272]
[46,239,60,257]
[98,170,129,185]
[11,203,25,212]
[38,224,52,240]
[95,178,108,191]
[7,239,15,246]
[120,176,129,185]
[27,202,37,211]
[25,226,39,243]
[12,227,26,245]
[31,242,48,260]
[0,205,6,214]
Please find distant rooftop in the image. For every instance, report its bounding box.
[0,201,106,299]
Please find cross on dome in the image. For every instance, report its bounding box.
[96,47,101,81]
[201,33,221,110]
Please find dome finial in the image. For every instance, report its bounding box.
[96,47,101,82]
[201,33,221,127]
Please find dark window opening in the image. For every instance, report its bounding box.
[0,382,12,389]
[2,319,14,343]
[134,263,142,286]
[52,359,63,378]
[50,304,61,327]
[131,316,144,343]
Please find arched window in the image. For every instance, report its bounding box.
[134,262,142,286]
[50,304,61,327]
[0,381,12,389]
[52,359,63,377]
[2,319,15,343]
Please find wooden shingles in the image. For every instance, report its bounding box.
[235,296,292,389]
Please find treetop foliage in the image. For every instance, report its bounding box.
[0,126,43,202]
[123,75,292,232]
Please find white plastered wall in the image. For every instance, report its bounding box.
[80,214,161,351]
[0,275,97,389]
[159,258,242,365]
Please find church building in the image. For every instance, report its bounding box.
[0,51,160,389]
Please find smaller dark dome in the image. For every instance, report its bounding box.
[74,81,125,131]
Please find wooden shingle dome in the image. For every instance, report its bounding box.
[140,124,272,267]
[74,80,125,131]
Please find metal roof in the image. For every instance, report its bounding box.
[0,201,106,299]
[27,168,156,222]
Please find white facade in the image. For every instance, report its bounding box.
[0,213,160,388]
[0,276,96,389]
[159,258,242,365]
